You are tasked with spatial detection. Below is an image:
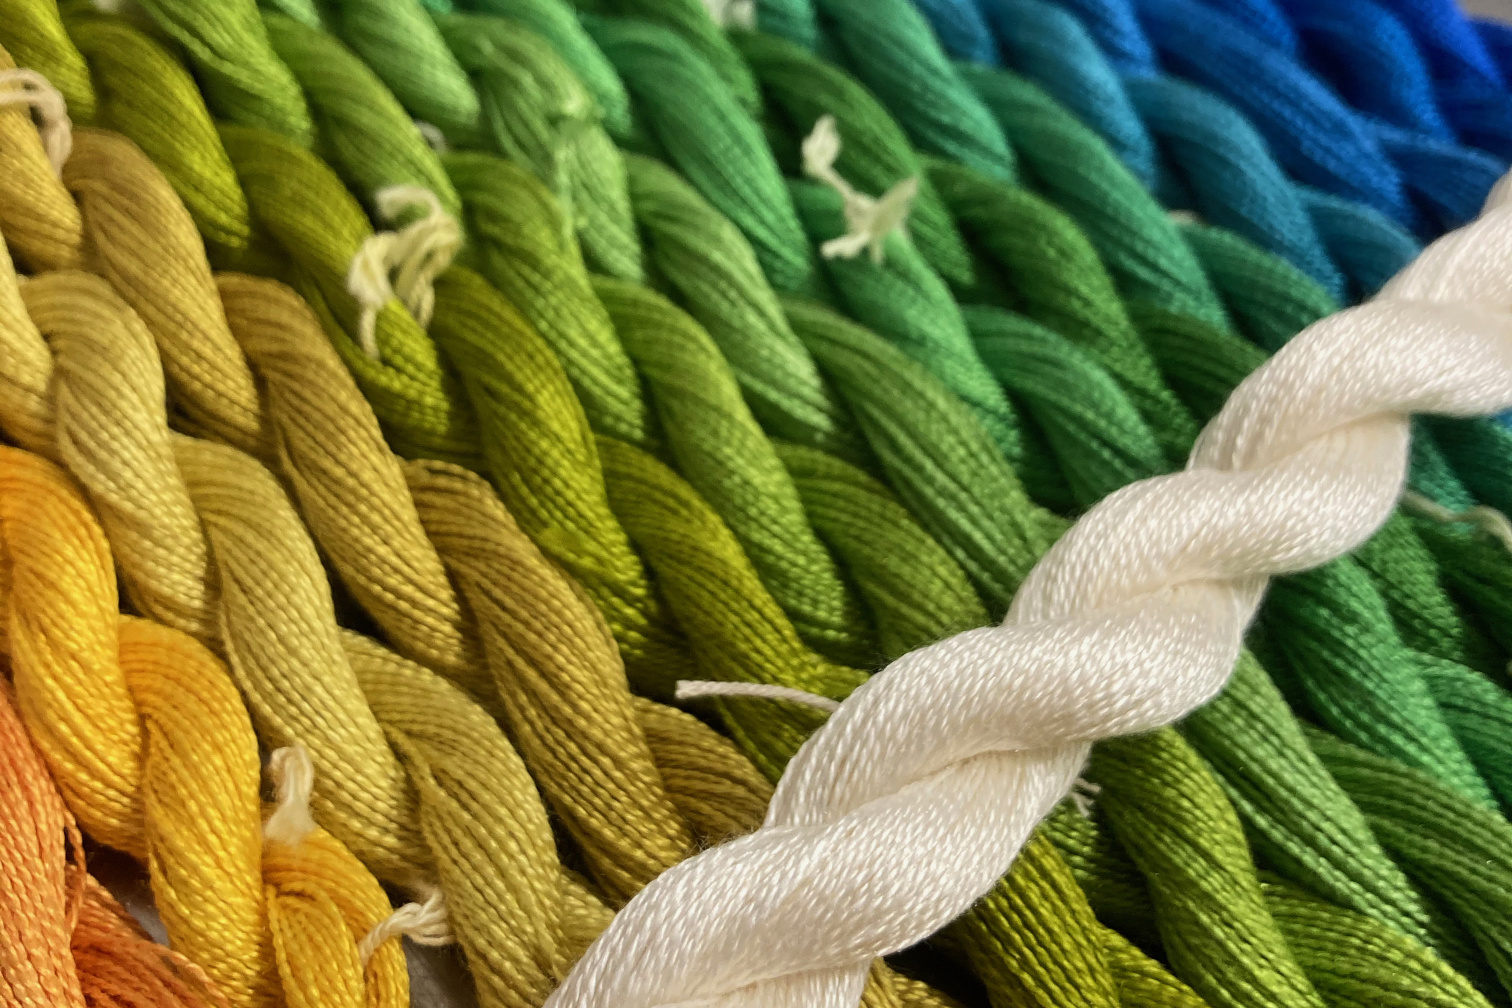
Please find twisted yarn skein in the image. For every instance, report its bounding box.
[0,678,227,1008]
[544,169,1512,1008]
[0,444,409,1008]
[49,116,773,904]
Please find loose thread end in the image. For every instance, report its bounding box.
[675,680,841,714]
[414,121,450,154]
[1401,489,1512,555]
[0,69,72,177]
[358,886,454,965]
[701,0,756,29]
[1068,778,1102,819]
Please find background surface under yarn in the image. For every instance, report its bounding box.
[1466,1,1512,16]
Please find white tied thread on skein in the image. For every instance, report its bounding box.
[544,175,1512,1008]
[802,116,919,264]
[359,885,455,964]
[701,0,756,30]
[266,747,457,960]
[263,746,320,848]
[1400,488,1512,554]
[346,186,461,358]
[0,69,71,176]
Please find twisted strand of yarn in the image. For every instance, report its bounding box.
[0,445,408,1008]
[0,82,692,1003]
[62,119,768,900]
[544,172,1512,1008]
[0,679,227,1008]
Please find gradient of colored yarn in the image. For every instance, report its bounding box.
[0,0,1509,1006]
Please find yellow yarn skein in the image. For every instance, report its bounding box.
[0,443,409,1008]
[0,259,614,1006]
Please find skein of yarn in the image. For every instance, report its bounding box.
[0,677,227,1008]
[544,175,1512,1008]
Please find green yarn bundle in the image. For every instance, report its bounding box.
[2,0,1510,1004]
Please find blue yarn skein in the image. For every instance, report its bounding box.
[910,0,1417,299]
[1128,0,1504,234]
[1236,0,1512,161]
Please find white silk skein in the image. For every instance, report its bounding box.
[543,181,1512,1008]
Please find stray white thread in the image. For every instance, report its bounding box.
[263,746,318,848]
[1168,209,1204,225]
[702,0,756,29]
[802,115,919,264]
[0,69,71,176]
[1068,779,1102,819]
[359,885,454,963]
[676,680,841,714]
[415,121,450,153]
[345,186,461,358]
[543,173,1512,1008]
[1401,489,1512,554]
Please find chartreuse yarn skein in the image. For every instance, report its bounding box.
[0,440,409,1008]
[0,672,227,1008]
